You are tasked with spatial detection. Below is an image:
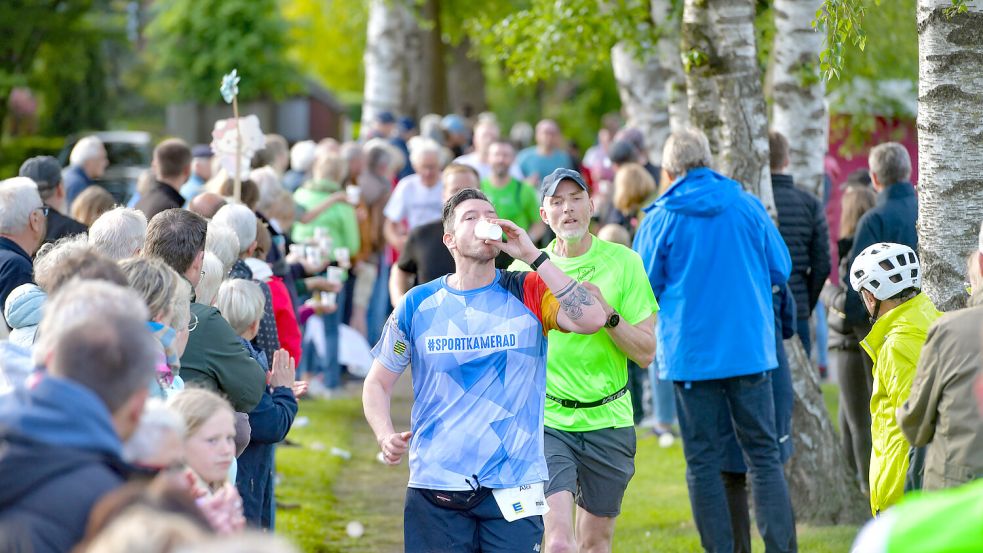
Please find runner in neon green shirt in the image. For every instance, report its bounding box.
[511,168,658,553]
[481,140,546,242]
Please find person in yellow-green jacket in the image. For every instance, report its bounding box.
[850,371,983,552]
[849,242,941,515]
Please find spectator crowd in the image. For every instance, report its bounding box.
[0,108,980,553]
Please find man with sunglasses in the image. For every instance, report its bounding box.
[0,178,47,322]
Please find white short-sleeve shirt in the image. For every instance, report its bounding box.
[383,174,444,231]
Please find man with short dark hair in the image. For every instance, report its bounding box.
[19,156,88,242]
[143,208,266,412]
[516,119,576,185]
[136,139,192,221]
[768,130,831,356]
[0,282,158,553]
[389,164,496,306]
[364,185,607,552]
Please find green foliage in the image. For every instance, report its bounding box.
[471,0,657,86]
[812,0,878,80]
[944,0,970,17]
[282,0,368,95]
[484,60,621,151]
[145,0,301,103]
[0,0,100,137]
[0,136,64,178]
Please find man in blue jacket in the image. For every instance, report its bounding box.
[633,128,796,553]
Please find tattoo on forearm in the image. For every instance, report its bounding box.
[554,280,576,299]
[560,284,596,321]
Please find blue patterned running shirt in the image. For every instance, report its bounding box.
[371,270,563,491]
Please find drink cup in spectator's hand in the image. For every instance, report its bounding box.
[327,266,345,284]
[305,246,323,267]
[334,247,351,268]
[346,185,361,205]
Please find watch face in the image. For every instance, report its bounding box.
[606,312,620,328]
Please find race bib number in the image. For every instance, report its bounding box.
[492,482,549,522]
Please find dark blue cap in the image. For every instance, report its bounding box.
[377,111,396,124]
[191,144,213,158]
[540,168,589,201]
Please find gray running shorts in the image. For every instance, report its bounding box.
[544,426,636,517]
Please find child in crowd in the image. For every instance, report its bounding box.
[849,243,941,515]
[215,279,299,528]
[167,388,246,534]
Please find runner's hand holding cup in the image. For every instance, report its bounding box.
[484,219,541,265]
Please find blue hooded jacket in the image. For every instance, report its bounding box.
[0,376,129,553]
[633,167,791,381]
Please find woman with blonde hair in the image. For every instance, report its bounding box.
[821,178,878,494]
[167,388,246,534]
[71,186,116,227]
[118,257,191,398]
[606,162,659,238]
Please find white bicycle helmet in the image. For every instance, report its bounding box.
[849,242,921,300]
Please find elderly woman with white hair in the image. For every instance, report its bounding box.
[64,135,108,207]
[88,207,148,261]
[382,137,445,251]
[284,140,316,192]
[119,257,193,399]
[212,204,280,363]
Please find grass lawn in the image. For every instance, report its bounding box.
[277,382,861,552]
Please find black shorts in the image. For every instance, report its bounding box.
[404,487,544,553]
[544,426,636,517]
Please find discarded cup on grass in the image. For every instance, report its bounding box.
[330,446,352,460]
[346,521,364,538]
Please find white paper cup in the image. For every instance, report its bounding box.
[314,227,327,241]
[334,247,351,267]
[474,220,503,241]
[320,291,337,308]
[327,266,345,284]
[305,246,323,266]
[288,244,304,258]
[346,185,361,205]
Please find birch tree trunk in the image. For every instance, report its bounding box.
[610,0,686,165]
[362,0,412,131]
[917,1,983,312]
[681,0,775,217]
[784,336,869,525]
[771,0,827,198]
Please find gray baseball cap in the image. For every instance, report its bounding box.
[540,168,589,201]
[18,156,63,196]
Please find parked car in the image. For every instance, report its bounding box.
[58,131,152,204]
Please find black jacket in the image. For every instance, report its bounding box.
[842,182,918,326]
[0,237,34,318]
[772,174,831,319]
[134,181,184,222]
[44,209,87,244]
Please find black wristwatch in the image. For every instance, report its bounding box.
[604,311,621,329]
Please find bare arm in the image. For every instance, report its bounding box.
[362,360,412,465]
[492,219,605,334]
[383,219,408,251]
[580,282,656,366]
[389,265,415,308]
[298,191,346,224]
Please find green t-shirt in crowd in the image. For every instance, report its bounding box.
[510,235,659,431]
[481,178,540,232]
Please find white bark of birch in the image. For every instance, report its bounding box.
[917,1,983,312]
[362,0,412,132]
[610,0,687,165]
[681,0,775,217]
[771,0,827,198]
